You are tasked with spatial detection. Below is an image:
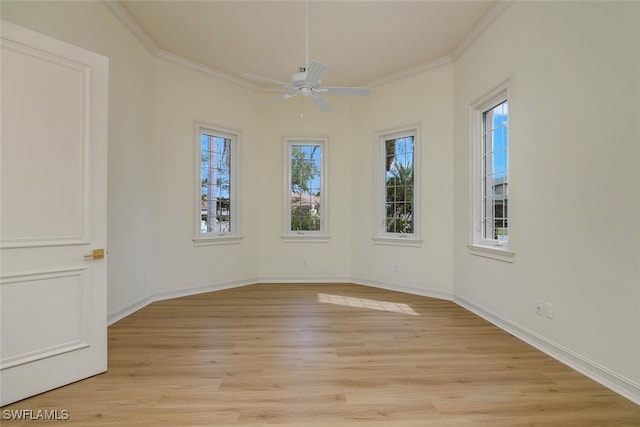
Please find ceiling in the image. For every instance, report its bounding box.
[116,1,502,89]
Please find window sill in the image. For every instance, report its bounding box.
[468,244,515,262]
[281,234,331,243]
[373,236,423,247]
[194,235,243,246]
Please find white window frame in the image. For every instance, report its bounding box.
[282,137,329,242]
[373,125,422,246]
[193,121,242,246]
[469,81,514,261]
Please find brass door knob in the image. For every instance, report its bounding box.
[84,249,105,260]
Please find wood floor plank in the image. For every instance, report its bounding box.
[2,283,639,426]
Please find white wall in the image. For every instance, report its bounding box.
[151,60,262,297]
[253,96,353,282]
[351,65,455,298]
[453,1,640,389]
[3,0,638,401]
[1,1,156,319]
[151,64,354,291]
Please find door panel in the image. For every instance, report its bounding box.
[1,28,88,246]
[1,269,90,369]
[0,21,108,406]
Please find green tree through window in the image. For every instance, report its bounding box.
[284,138,328,239]
[385,136,414,234]
[289,144,322,232]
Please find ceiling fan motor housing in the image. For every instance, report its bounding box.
[292,71,308,88]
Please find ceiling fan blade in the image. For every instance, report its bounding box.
[309,93,332,112]
[305,60,328,87]
[243,73,294,89]
[265,91,298,104]
[318,86,371,97]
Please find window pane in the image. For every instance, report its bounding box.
[384,136,414,234]
[201,134,232,234]
[482,100,508,242]
[290,144,321,231]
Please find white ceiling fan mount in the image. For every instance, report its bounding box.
[242,0,370,112]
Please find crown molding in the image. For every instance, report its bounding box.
[103,0,159,55]
[156,50,256,90]
[103,0,259,90]
[104,0,513,92]
[366,55,453,88]
[450,0,514,61]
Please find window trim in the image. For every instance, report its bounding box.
[193,121,242,246]
[373,124,422,246]
[282,137,329,242]
[469,80,514,261]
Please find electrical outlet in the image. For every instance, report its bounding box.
[543,302,554,319]
[535,300,544,316]
[535,300,554,318]
[392,263,400,273]
[302,257,309,267]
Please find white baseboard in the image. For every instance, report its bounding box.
[352,276,453,301]
[107,279,255,326]
[107,294,153,326]
[256,275,352,284]
[152,278,256,303]
[454,295,640,405]
[106,277,445,325]
[107,278,639,405]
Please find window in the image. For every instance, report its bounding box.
[470,81,513,260]
[194,122,241,245]
[374,126,421,245]
[283,138,328,241]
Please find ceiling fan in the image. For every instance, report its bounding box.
[242,1,370,112]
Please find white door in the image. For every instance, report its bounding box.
[0,21,109,406]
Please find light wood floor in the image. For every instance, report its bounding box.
[3,283,639,426]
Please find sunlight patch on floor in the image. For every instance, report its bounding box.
[317,293,419,316]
